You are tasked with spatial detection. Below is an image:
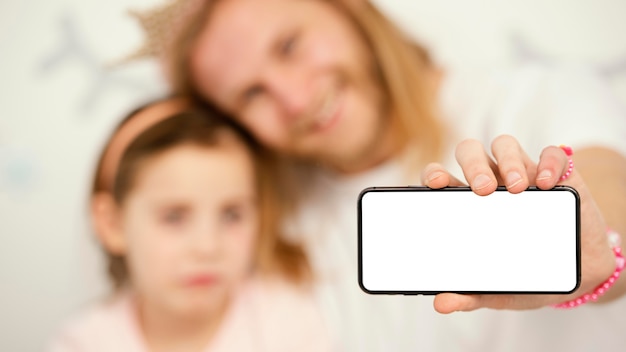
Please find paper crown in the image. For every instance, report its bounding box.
[112,0,201,66]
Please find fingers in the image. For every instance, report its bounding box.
[441,136,577,195]
[455,139,498,195]
[491,135,535,193]
[421,162,466,188]
[455,135,558,195]
[535,145,572,189]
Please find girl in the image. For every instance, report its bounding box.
[48,97,330,352]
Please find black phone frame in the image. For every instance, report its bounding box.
[357,186,581,295]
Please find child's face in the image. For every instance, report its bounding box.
[118,138,258,317]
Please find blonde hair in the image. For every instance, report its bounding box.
[167,0,445,172]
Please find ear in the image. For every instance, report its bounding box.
[91,192,127,255]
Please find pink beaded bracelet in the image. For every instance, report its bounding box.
[553,229,625,308]
[559,145,574,181]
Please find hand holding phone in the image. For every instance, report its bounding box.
[358,186,580,295]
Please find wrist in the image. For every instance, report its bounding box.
[553,229,624,308]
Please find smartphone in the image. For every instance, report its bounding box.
[358,186,580,295]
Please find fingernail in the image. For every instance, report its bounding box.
[537,169,552,181]
[473,174,493,190]
[506,171,522,188]
[427,171,444,183]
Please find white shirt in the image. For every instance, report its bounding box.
[295,63,626,352]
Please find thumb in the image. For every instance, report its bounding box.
[433,293,481,314]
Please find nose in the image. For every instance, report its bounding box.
[189,220,220,259]
[264,66,314,120]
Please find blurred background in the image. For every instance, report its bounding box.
[1,0,625,350]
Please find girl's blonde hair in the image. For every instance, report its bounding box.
[166,0,445,171]
[91,99,310,290]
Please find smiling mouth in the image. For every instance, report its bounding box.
[316,91,344,133]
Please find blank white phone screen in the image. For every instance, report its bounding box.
[359,188,579,293]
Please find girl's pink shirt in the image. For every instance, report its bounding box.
[47,278,332,352]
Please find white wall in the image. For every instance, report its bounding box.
[374,0,626,104]
[1,0,625,351]
[0,1,169,350]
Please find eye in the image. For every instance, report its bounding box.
[160,207,188,226]
[221,205,243,225]
[279,33,298,57]
[243,85,264,103]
